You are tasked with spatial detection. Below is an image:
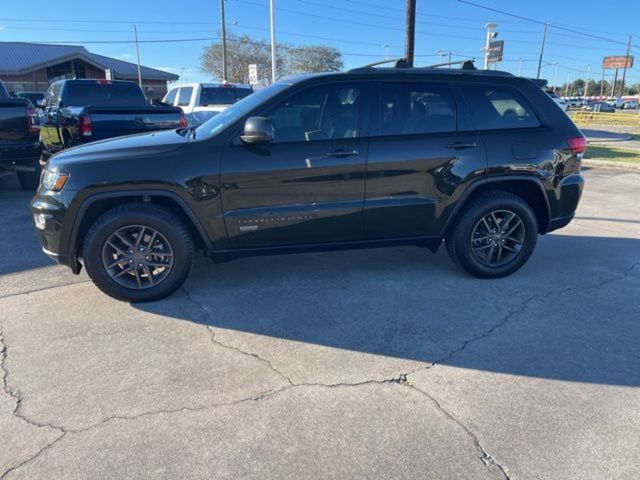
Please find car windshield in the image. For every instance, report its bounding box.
[196,82,289,138]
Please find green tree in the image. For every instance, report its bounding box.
[285,45,343,74]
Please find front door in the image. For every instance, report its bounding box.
[220,82,370,248]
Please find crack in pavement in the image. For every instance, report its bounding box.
[2,262,637,478]
[181,287,295,386]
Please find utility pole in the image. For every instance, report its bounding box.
[564,72,571,97]
[133,25,142,88]
[435,50,445,64]
[270,0,277,83]
[611,69,618,98]
[536,23,548,79]
[620,34,632,97]
[405,0,416,66]
[448,51,452,68]
[516,57,523,76]
[584,64,591,103]
[383,44,390,59]
[552,62,559,92]
[600,70,605,98]
[483,23,498,70]
[219,0,228,82]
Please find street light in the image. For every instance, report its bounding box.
[584,64,591,103]
[516,57,524,76]
[435,49,446,64]
[551,62,559,92]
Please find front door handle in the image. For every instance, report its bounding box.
[327,149,359,158]
[447,141,477,150]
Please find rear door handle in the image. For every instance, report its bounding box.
[447,141,477,150]
[327,149,359,158]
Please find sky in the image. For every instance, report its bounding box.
[1,0,639,87]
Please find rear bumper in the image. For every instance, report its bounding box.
[0,142,41,171]
[545,172,584,233]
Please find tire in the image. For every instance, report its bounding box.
[82,203,194,302]
[17,163,41,191]
[446,191,538,279]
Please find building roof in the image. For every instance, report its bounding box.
[0,42,178,81]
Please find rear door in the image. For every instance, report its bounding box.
[220,81,370,248]
[364,80,486,239]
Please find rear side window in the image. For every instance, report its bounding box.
[164,88,178,105]
[460,85,541,130]
[236,88,252,100]
[177,87,193,107]
[199,87,236,106]
[379,82,456,136]
[63,82,146,107]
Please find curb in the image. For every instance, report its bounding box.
[582,159,640,172]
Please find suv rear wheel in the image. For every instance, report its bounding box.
[82,203,193,302]
[446,192,538,278]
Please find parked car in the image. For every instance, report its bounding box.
[16,91,45,109]
[0,81,42,189]
[582,101,615,112]
[163,82,253,126]
[567,97,584,108]
[623,100,638,110]
[32,64,586,302]
[545,90,568,112]
[40,79,186,159]
[612,98,625,109]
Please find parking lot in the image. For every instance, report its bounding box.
[1,167,639,479]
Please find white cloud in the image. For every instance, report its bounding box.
[119,53,135,61]
[152,66,213,84]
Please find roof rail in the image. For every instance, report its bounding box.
[350,58,410,70]
[422,59,477,70]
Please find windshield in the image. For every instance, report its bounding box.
[196,82,289,138]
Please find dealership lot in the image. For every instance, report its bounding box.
[1,168,639,479]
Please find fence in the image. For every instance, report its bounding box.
[570,111,640,127]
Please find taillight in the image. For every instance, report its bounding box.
[180,112,188,129]
[26,107,40,135]
[79,114,92,137]
[566,136,587,155]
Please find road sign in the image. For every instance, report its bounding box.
[248,64,258,85]
[602,56,634,69]
[487,40,504,63]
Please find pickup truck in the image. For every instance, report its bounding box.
[40,79,186,157]
[162,82,253,126]
[0,81,42,189]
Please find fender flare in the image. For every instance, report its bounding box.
[67,189,212,269]
[442,174,552,235]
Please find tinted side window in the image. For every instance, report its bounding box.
[199,87,236,106]
[460,85,541,130]
[177,87,193,106]
[236,88,253,100]
[164,88,178,105]
[266,83,362,143]
[379,82,456,136]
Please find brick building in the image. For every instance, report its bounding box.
[0,42,179,99]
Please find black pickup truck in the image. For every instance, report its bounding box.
[0,81,42,189]
[40,79,186,158]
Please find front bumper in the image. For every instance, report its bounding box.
[31,191,82,274]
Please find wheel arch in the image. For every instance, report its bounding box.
[443,175,551,236]
[69,190,211,268]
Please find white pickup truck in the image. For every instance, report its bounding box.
[162,82,253,126]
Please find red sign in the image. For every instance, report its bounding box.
[602,56,634,69]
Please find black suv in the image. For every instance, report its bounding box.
[31,63,586,302]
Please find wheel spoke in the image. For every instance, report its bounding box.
[113,265,134,278]
[505,235,523,245]
[474,243,493,252]
[142,264,154,286]
[502,243,518,253]
[146,230,157,250]
[496,244,503,263]
[106,258,129,270]
[151,252,173,258]
[471,209,527,267]
[114,232,133,249]
[134,226,146,250]
[106,240,126,255]
[507,219,523,235]
[501,212,515,231]
[134,265,142,288]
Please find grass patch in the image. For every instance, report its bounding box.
[584,143,640,164]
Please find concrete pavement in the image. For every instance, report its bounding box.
[1,168,639,479]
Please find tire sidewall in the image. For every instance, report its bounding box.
[453,195,538,278]
[83,209,192,302]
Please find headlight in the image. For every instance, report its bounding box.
[41,170,69,192]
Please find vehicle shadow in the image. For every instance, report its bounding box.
[137,233,640,388]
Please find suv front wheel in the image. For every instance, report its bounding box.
[82,203,194,302]
[446,192,538,278]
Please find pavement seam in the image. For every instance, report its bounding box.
[0,433,67,480]
[0,280,91,301]
[180,286,295,386]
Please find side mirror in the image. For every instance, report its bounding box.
[241,116,274,144]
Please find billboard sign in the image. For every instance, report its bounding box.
[602,56,634,69]
[487,40,504,63]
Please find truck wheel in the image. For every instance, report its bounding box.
[82,203,194,302]
[17,163,41,190]
[446,192,538,278]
